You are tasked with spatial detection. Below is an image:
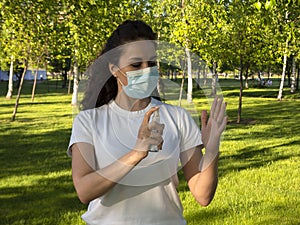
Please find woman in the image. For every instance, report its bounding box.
[68,20,227,225]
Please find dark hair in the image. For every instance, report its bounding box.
[81,20,157,110]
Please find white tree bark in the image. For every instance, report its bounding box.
[186,47,193,103]
[71,58,79,106]
[277,38,288,100]
[277,11,289,101]
[6,55,14,99]
[290,55,296,93]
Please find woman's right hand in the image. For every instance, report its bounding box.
[134,106,164,158]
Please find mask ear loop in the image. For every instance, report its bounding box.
[111,65,127,87]
[117,76,126,87]
[116,66,128,78]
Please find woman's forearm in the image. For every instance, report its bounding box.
[72,145,146,204]
[190,155,219,206]
[181,146,219,207]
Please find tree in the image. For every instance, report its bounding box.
[11,59,28,121]
[5,56,14,99]
[258,0,300,100]
[0,2,25,99]
[61,0,150,106]
[222,0,265,123]
[290,55,297,93]
[1,0,61,120]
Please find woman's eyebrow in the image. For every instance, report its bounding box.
[128,56,157,62]
[128,57,143,63]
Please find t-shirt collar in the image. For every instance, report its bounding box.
[109,98,155,118]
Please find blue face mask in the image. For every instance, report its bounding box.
[118,66,159,99]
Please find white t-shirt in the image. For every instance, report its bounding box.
[68,98,202,225]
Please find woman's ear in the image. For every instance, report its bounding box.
[109,63,118,77]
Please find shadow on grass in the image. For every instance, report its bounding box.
[0,99,72,114]
[0,175,85,225]
[177,98,300,194]
[1,78,299,224]
[0,128,72,179]
[218,141,299,177]
[255,203,300,225]
[184,207,230,224]
[183,199,300,225]
[177,139,299,193]
[219,100,300,177]
[0,127,84,224]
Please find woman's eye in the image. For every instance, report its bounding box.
[131,62,142,68]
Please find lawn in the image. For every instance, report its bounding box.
[0,78,299,225]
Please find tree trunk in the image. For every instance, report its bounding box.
[245,65,249,89]
[196,67,200,89]
[203,66,207,86]
[31,67,38,102]
[267,67,271,80]
[11,61,28,122]
[237,64,243,124]
[186,47,193,103]
[277,38,288,100]
[257,70,262,87]
[178,70,185,107]
[287,59,291,87]
[211,61,217,96]
[173,70,177,80]
[62,70,67,88]
[290,55,296,93]
[68,70,72,95]
[71,58,79,106]
[277,11,289,100]
[6,56,14,99]
[296,65,299,91]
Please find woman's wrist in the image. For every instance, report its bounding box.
[205,139,220,155]
[130,149,148,163]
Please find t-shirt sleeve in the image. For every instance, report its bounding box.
[67,111,94,156]
[178,107,203,152]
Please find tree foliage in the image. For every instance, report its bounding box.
[0,0,299,120]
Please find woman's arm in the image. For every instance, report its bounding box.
[181,97,227,206]
[71,143,147,204]
[180,146,218,207]
[71,106,164,204]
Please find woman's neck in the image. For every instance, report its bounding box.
[114,93,151,111]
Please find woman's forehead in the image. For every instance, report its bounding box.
[118,41,157,67]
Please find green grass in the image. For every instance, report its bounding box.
[0,80,85,225]
[0,79,299,224]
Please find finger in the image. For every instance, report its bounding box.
[142,106,159,125]
[213,97,223,119]
[201,110,208,129]
[138,127,151,138]
[210,97,218,119]
[150,131,162,139]
[217,101,227,124]
[219,116,228,133]
[148,122,164,133]
[148,135,163,146]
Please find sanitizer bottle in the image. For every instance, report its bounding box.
[149,109,160,152]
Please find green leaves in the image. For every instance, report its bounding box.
[254,1,262,10]
[265,0,272,10]
[0,0,299,78]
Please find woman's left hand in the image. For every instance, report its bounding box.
[201,97,227,150]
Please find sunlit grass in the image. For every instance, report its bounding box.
[179,78,300,225]
[0,79,299,224]
[0,80,84,225]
